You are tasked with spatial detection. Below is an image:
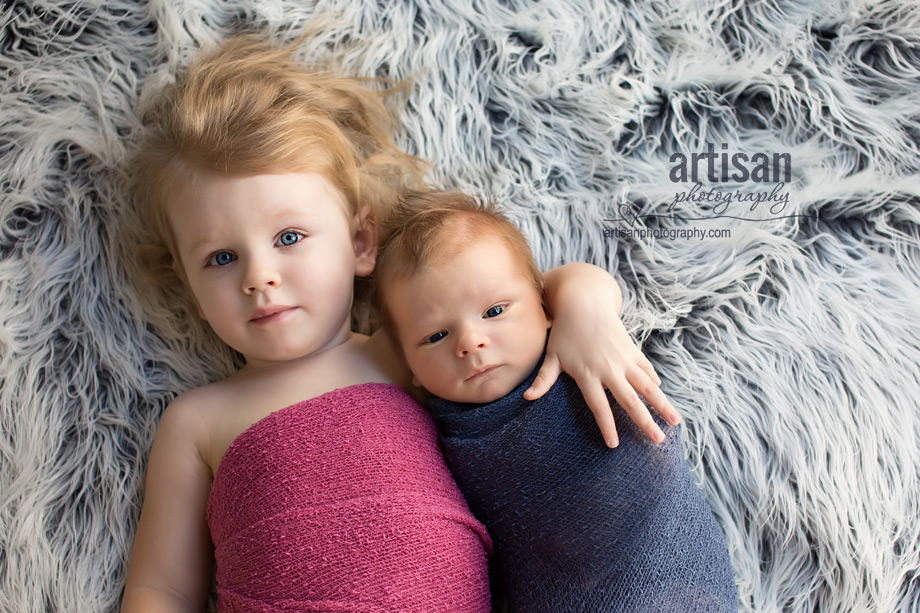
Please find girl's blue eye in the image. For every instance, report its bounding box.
[485,305,505,318]
[208,251,236,267]
[426,331,448,344]
[277,231,302,247]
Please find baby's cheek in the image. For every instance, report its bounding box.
[407,358,442,392]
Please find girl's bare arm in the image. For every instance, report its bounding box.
[530,262,681,448]
[121,397,214,612]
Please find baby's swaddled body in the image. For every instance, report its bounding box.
[429,362,737,613]
[207,382,492,612]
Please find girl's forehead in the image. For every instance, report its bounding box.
[167,172,354,240]
[171,171,352,213]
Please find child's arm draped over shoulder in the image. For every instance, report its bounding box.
[121,396,214,613]
[531,262,682,448]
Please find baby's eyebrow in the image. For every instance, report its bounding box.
[409,318,444,338]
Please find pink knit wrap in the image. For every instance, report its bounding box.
[206,383,492,612]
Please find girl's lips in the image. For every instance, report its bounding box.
[249,305,295,323]
[465,365,499,381]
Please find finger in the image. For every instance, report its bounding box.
[642,384,681,425]
[524,353,561,400]
[625,367,681,425]
[637,354,662,386]
[577,380,620,448]
[608,378,665,444]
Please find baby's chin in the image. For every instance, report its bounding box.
[432,370,526,405]
[461,382,515,405]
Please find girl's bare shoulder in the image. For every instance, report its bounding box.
[153,380,248,477]
[162,380,236,429]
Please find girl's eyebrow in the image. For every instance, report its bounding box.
[181,207,317,253]
[266,206,329,229]
[269,206,312,219]
[182,231,225,258]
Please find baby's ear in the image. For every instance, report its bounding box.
[353,205,377,277]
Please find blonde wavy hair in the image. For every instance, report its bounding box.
[130,35,425,292]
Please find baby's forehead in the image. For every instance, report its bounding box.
[427,230,517,272]
[430,215,512,256]
[378,207,542,310]
[393,237,516,301]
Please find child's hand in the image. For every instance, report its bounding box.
[529,263,681,448]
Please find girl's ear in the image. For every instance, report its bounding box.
[352,206,377,277]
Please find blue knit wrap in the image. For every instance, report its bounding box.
[427,359,738,612]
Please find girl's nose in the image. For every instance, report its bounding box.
[241,258,281,294]
[456,325,488,357]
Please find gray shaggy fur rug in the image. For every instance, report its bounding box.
[2,0,919,611]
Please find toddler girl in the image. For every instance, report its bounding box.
[121,36,678,612]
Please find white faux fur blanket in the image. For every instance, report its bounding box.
[1,1,919,611]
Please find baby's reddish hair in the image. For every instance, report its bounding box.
[374,190,544,337]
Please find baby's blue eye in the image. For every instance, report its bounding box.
[425,331,448,344]
[277,231,302,247]
[208,251,236,267]
[485,305,505,318]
